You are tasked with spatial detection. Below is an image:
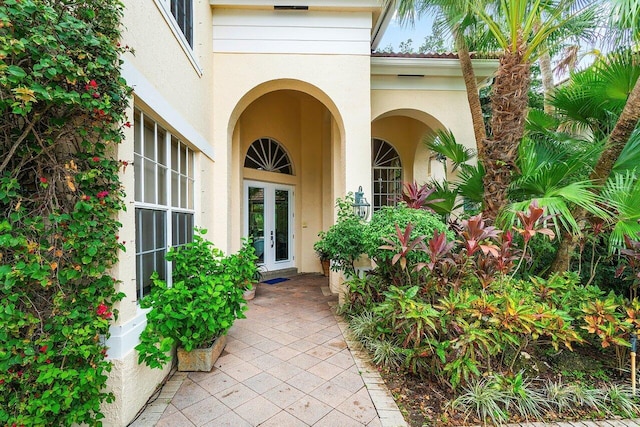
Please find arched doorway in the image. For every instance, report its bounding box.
[231,86,344,274]
[244,138,295,270]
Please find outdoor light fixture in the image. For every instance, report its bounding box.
[353,186,370,220]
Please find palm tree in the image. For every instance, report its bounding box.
[396,0,490,163]
[471,0,601,221]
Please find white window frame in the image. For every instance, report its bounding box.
[372,138,403,212]
[154,0,202,75]
[134,108,196,300]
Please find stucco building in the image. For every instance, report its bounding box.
[104,0,496,424]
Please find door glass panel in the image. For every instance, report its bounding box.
[248,187,265,264]
[275,189,289,262]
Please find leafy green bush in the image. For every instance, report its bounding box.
[363,205,452,264]
[0,0,130,424]
[135,230,249,368]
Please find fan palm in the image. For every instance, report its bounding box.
[425,128,476,177]
[550,48,640,271]
[499,137,608,236]
[599,171,640,250]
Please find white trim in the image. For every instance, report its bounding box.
[371,57,498,79]
[244,181,296,271]
[210,0,383,8]
[153,0,203,75]
[104,308,150,359]
[371,75,469,91]
[371,0,394,51]
[122,60,214,160]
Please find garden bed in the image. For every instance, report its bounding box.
[376,344,634,426]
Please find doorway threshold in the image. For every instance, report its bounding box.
[259,267,298,282]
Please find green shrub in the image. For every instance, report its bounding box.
[362,204,451,282]
[135,230,249,369]
[0,0,130,424]
[317,217,367,278]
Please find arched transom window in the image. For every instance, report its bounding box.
[372,138,402,211]
[244,138,293,175]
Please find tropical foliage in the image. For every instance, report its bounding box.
[135,230,251,369]
[0,0,129,424]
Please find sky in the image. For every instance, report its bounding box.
[376,13,436,52]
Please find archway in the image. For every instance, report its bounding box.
[229,82,345,274]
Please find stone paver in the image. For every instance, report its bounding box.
[132,274,405,426]
[129,274,640,427]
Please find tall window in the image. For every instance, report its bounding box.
[372,138,402,211]
[170,0,193,47]
[134,109,195,300]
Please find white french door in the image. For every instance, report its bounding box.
[244,181,295,271]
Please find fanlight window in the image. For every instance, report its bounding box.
[244,138,293,175]
[372,138,402,211]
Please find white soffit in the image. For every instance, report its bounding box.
[371,57,498,90]
[209,0,383,8]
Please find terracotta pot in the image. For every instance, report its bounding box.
[243,287,256,301]
[177,334,227,372]
[321,259,330,277]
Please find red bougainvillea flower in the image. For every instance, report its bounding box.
[96,303,112,319]
[92,156,100,162]
[124,121,131,128]
[92,92,101,99]
[84,80,98,91]
[97,191,109,199]
[39,345,48,353]
[39,177,47,183]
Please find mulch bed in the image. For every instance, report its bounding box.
[376,344,632,426]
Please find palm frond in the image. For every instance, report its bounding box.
[600,171,640,250]
[455,162,484,205]
[613,127,640,173]
[425,129,476,170]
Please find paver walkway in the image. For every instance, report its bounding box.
[129,274,640,427]
[131,274,406,427]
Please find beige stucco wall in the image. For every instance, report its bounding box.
[211,53,372,258]
[371,116,432,184]
[104,1,218,425]
[371,89,477,183]
[121,1,213,139]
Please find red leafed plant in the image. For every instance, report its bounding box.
[398,181,443,212]
[380,223,426,277]
[512,201,556,277]
[459,214,501,257]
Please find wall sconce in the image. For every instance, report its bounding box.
[353,186,370,220]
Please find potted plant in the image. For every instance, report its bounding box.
[226,237,259,300]
[314,232,331,277]
[135,229,249,371]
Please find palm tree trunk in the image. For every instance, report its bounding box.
[551,78,640,272]
[482,46,531,221]
[457,40,488,163]
[539,49,555,115]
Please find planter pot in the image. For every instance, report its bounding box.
[321,259,330,277]
[177,334,227,372]
[243,287,256,301]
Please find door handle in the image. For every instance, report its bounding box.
[270,232,274,248]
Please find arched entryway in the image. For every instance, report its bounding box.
[230,83,345,275]
[371,109,452,191]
